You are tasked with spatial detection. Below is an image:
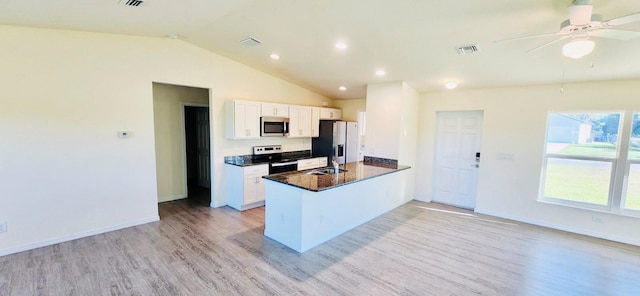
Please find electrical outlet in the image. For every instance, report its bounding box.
[592,216,603,223]
[0,222,7,233]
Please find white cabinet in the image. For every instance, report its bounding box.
[311,107,320,137]
[226,164,269,211]
[320,108,342,120]
[225,100,260,139]
[261,103,289,118]
[297,157,328,171]
[288,105,312,138]
[318,157,328,167]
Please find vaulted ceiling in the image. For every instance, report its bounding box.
[2,0,640,99]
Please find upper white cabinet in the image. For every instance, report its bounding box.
[261,103,289,118]
[320,108,342,120]
[311,107,321,137]
[225,100,261,139]
[288,105,312,138]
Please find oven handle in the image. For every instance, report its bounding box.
[271,161,298,167]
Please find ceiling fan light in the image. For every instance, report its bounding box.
[562,39,595,59]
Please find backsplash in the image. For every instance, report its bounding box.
[363,156,398,166]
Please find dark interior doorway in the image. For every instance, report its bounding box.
[184,105,211,206]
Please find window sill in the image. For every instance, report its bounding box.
[538,197,640,219]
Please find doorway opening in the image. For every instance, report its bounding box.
[184,105,211,206]
[152,82,211,207]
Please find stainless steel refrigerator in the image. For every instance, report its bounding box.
[312,121,359,164]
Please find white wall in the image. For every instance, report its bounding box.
[0,25,329,256]
[399,83,419,166]
[415,79,640,246]
[152,83,209,202]
[365,82,403,160]
[334,98,366,121]
[365,81,419,166]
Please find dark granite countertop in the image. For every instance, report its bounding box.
[224,157,271,167]
[262,161,410,192]
[224,150,327,167]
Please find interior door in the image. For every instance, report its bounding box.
[433,111,483,209]
[195,108,211,188]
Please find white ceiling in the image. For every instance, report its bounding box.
[2,0,640,99]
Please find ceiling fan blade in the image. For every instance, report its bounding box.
[526,35,571,53]
[494,32,561,43]
[568,4,593,25]
[604,12,640,27]
[590,29,640,40]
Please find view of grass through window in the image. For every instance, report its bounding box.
[544,158,611,205]
[543,112,640,211]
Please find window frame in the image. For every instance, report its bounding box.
[538,110,640,218]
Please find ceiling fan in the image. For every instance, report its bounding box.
[496,0,640,59]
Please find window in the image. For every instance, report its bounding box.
[540,112,640,215]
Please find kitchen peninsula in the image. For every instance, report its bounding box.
[263,158,411,252]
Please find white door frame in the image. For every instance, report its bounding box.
[180,102,210,201]
[432,110,484,209]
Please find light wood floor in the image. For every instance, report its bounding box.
[2,200,640,296]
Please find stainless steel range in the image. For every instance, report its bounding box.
[253,145,298,174]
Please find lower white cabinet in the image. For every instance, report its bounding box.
[297,157,328,171]
[226,164,269,211]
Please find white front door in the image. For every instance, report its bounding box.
[433,111,483,209]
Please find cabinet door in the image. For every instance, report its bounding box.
[231,101,260,139]
[255,175,266,202]
[261,103,288,117]
[311,107,320,137]
[288,106,311,137]
[298,107,312,136]
[320,108,342,120]
[243,175,258,204]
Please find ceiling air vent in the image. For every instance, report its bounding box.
[239,37,262,47]
[456,44,480,55]
[119,0,145,7]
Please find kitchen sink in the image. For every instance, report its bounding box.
[305,168,348,175]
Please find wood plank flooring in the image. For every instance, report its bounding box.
[1,200,640,295]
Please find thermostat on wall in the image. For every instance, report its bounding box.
[117,131,131,138]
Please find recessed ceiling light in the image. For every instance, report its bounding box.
[270,53,280,60]
[445,81,458,90]
[335,42,347,49]
[167,34,179,39]
[339,86,347,91]
[375,70,386,76]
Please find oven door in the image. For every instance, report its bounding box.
[261,117,289,137]
[269,161,298,174]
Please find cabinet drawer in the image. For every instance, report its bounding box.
[317,157,328,167]
[297,159,318,171]
[243,164,269,176]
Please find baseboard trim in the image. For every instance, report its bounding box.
[158,194,187,203]
[0,215,160,257]
[475,208,640,247]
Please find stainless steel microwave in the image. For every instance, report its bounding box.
[261,117,289,137]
